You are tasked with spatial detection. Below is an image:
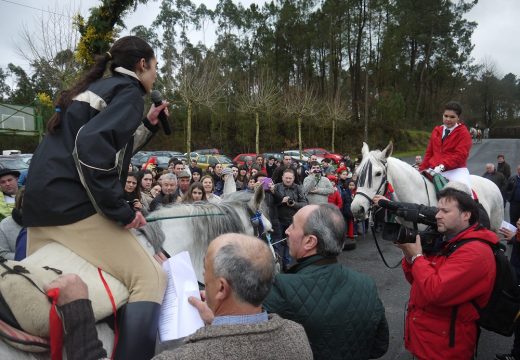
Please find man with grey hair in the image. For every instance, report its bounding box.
[155,233,312,359]
[150,173,180,211]
[263,204,389,360]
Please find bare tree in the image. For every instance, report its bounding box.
[324,94,349,152]
[16,2,82,94]
[283,86,320,159]
[236,71,279,154]
[177,57,224,159]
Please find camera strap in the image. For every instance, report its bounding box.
[367,206,402,269]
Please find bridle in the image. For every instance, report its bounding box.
[354,159,389,209]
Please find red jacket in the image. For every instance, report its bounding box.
[402,224,498,360]
[328,188,343,209]
[419,124,472,171]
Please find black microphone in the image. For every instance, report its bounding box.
[150,90,171,135]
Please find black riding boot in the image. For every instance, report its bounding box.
[114,301,161,360]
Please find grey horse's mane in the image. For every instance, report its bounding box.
[136,221,165,253]
[143,201,248,257]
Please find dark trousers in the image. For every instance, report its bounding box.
[510,201,520,226]
[275,220,293,268]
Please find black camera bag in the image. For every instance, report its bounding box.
[445,239,520,340]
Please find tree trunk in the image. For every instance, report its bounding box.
[255,111,260,155]
[331,116,336,152]
[187,101,192,161]
[298,115,303,160]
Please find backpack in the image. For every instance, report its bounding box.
[445,238,520,339]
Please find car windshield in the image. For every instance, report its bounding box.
[0,158,29,170]
[217,156,232,163]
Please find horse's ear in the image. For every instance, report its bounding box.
[381,141,393,159]
[250,185,265,211]
[223,173,237,195]
[361,142,369,157]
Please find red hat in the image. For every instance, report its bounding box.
[336,166,348,174]
[327,174,337,183]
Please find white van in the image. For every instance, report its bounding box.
[2,150,21,155]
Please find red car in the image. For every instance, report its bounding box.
[232,153,258,166]
[304,148,343,164]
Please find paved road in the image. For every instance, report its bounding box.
[338,139,520,359]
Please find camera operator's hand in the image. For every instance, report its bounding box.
[396,235,423,264]
[372,195,387,206]
[282,196,289,204]
[310,187,318,193]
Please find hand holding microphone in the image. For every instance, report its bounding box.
[149,90,171,135]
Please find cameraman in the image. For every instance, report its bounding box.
[390,187,499,360]
[273,169,308,270]
[303,162,334,205]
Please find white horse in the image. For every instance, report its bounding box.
[350,142,503,232]
[0,184,271,359]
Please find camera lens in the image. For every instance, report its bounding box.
[397,226,417,244]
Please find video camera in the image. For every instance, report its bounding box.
[377,198,442,252]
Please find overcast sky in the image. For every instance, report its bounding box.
[0,0,519,77]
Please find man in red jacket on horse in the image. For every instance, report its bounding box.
[419,101,473,193]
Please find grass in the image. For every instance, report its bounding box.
[392,129,430,158]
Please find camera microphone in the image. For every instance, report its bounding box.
[150,90,171,135]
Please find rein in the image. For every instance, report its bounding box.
[353,160,401,269]
[145,213,227,222]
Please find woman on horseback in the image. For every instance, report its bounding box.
[419,101,473,192]
[23,36,168,360]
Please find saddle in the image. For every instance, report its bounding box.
[0,243,129,352]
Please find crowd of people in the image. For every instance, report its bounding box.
[0,34,518,360]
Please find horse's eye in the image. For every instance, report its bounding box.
[375,171,382,176]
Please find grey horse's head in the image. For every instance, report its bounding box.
[350,142,393,219]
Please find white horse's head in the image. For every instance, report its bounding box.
[351,142,393,219]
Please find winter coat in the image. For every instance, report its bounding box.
[302,174,334,205]
[338,182,354,220]
[153,314,312,360]
[402,224,498,360]
[264,255,389,360]
[327,187,343,209]
[497,161,512,180]
[24,68,158,227]
[273,183,307,224]
[0,192,14,221]
[419,124,472,171]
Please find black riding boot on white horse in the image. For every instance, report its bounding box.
[114,301,161,360]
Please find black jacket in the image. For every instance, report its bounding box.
[24,69,158,226]
[273,183,307,223]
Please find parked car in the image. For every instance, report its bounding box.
[233,153,257,166]
[0,156,30,172]
[304,148,342,164]
[281,150,313,162]
[192,148,220,155]
[262,152,283,162]
[193,154,233,171]
[131,151,151,169]
[17,154,33,166]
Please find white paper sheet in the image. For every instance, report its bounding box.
[501,220,518,233]
[158,251,205,341]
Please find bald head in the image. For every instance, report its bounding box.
[208,233,275,306]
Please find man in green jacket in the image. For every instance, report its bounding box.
[0,169,19,221]
[263,204,389,360]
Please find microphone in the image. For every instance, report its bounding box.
[150,90,171,135]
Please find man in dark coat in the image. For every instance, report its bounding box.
[482,163,507,205]
[497,154,512,180]
[263,204,389,360]
[506,165,520,226]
